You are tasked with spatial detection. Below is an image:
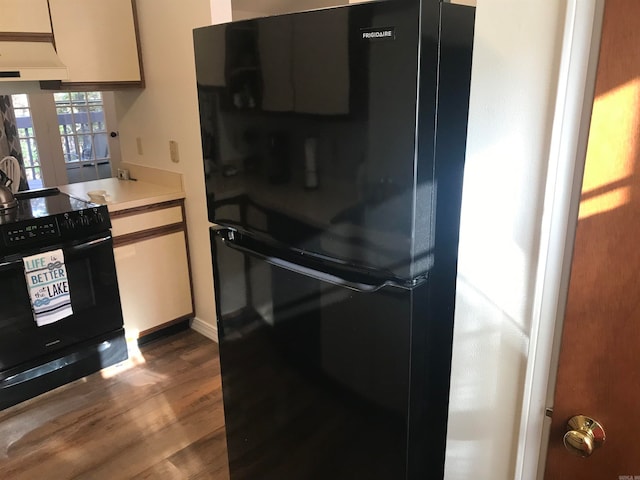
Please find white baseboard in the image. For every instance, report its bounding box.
[190,317,218,343]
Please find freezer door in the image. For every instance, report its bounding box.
[195,0,427,280]
[212,230,413,480]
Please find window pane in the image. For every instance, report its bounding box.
[94,134,109,159]
[57,107,73,136]
[14,108,30,118]
[28,139,39,161]
[89,107,105,132]
[70,92,86,103]
[72,107,89,133]
[80,136,93,160]
[20,139,32,167]
[11,93,40,189]
[12,94,29,107]
[15,115,31,133]
[61,135,79,162]
[54,92,70,103]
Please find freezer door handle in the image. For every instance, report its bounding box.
[215,227,406,293]
[259,249,390,292]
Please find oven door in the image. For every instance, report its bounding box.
[0,232,123,374]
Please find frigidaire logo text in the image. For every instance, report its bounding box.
[361,27,396,41]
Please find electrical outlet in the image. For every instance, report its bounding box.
[169,140,180,163]
[136,137,143,155]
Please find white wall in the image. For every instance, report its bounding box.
[211,0,232,24]
[113,0,225,336]
[446,1,568,479]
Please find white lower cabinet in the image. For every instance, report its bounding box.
[111,199,193,338]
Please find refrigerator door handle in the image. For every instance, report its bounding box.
[253,249,390,293]
[216,228,400,293]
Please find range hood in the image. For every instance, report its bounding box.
[0,41,68,81]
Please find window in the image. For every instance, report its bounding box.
[10,94,43,189]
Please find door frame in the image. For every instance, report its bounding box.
[102,92,121,175]
[514,1,605,478]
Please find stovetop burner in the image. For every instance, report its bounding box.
[0,188,111,255]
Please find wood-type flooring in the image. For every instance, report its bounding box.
[0,329,230,479]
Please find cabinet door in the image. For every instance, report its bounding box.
[48,0,143,88]
[114,231,193,337]
[0,0,51,34]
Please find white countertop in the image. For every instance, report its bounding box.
[57,177,185,212]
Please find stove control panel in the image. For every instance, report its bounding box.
[1,206,110,252]
[58,207,109,233]
[4,218,61,245]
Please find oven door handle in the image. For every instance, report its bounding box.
[0,235,112,271]
[66,235,112,252]
[0,258,22,271]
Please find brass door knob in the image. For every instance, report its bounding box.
[563,415,606,457]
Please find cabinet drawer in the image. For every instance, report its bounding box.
[111,205,183,237]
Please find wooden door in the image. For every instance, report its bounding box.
[544,0,640,478]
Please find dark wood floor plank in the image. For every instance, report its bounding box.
[134,427,230,480]
[132,459,184,479]
[0,329,230,479]
[3,368,219,476]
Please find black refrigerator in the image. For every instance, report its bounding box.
[193,0,475,478]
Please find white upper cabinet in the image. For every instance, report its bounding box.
[0,0,52,34]
[47,0,144,88]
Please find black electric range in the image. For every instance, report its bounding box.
[0,187,127,411]
[0,187,111,255]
